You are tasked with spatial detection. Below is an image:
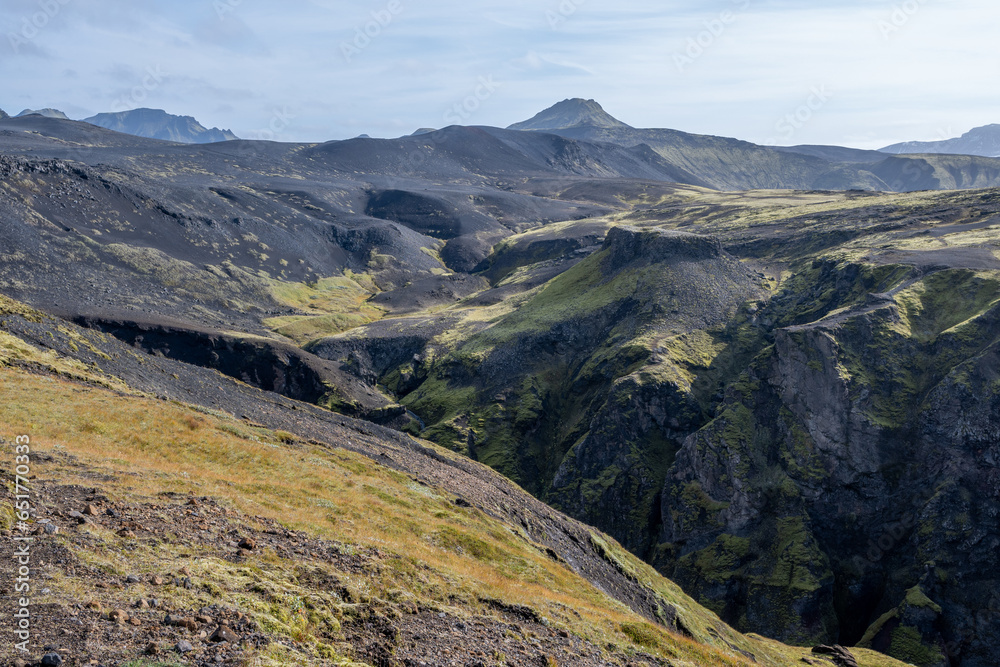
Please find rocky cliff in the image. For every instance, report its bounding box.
[311,188,1000,666]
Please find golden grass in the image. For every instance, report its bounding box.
[0,365,915,667]
[0,369,759,666]
[266,275,384,344]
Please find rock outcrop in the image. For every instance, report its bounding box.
[657,265,1000,665]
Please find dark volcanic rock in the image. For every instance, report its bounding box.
[655,262,1000,663]
[812,645,859,667]
[72,316,403,424]
[210,624,241,643]
[602,225,724,264]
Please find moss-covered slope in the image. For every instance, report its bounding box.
[313,226,769,560]
[310,187,1000,666]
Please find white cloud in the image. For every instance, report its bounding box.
[0,0,994,147]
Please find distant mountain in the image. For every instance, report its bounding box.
[770,144,888,164]
[83,108,238,144]
[0,108,8,120]
[881,124,1000,158]
[508,98,632,131]
[506,100,1000,192]
[508,101,880,191]
[17,108,70,119]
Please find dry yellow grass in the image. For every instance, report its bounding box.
[0,369,757,665]
[0,366,915,666]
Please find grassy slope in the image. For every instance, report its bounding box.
[0,321,911,666]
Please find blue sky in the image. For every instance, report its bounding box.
[1,0,995,148]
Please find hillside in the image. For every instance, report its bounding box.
[16,108,70,119]
[508,98,633,131]
[0,296,911,667]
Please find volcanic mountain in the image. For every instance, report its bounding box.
[507,100,1000,191]
[508,97,633,131]
[16,107,70,119]
[83,107,239,143]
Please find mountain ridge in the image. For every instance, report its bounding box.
[881,123,1000,158]
[16,107,70,119]
[83,107,239,144]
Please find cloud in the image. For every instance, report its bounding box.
[509,51,595,77]
[0,0,994,147]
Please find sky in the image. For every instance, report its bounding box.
[0,0,995,148]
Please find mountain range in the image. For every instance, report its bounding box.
[881,124,1000,158]
[503,99,1000,192]
[3,106,238,143]
[7,97,1000,162]
[3,97,1000,666]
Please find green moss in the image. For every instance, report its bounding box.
[364,484,414,509]
[680,534,751,585]
[672,481,729,534]
[619,622,664,650]
[773,260,912,328]
[895,269,1000,342]
[267,274,384,343]
[433,526,503,562]
[766,517,827,594]
[904,585,943,614]
[579,465,623,505]
[888,625,944,667]
[859,609,899,648]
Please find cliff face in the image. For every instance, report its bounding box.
[285,184,1000,666]
[659,265,1000,665]
[313,226,770,558]
[319,241,1000,664]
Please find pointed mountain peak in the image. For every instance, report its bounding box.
[508,98,632,132]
